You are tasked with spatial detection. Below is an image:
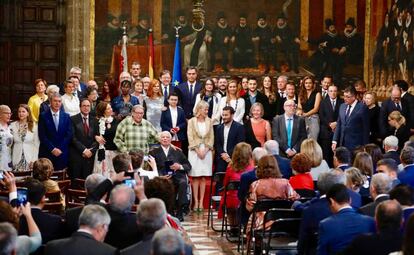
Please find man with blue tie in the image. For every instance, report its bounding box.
[38,93,73,171]
[160,70,174,107]
[175,67,202,119]
[272,99,307,158]
[332,86,369,152]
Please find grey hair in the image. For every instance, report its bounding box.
[401,146,414,165]
[0,222,17,255]
[277,75,288,83]
[136,198,167,234]
[383,136,399,149]
[70,66,82,73]
[152,228,185,255]
[132,104,145,112]
[318,170,346,195]
[46,84,60,94]
[264,140,280,155]
[159,131,172,140]
[49,92,62,101]
[371,173,392,195]
[252,147,268,164]
[79,204,111,229]
[109,184,135,213]
[85,173,106,194]
[284,99,296,107]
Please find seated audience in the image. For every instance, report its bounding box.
[398,146,414,188]
[263,140,292,178]
[0,222,18,255]
[32,158,60,193]
[344,167,366,195]
[358,173,392,217]
[289,153,314,191]
[344,200,404,255]
[317,184,376,255]
[301,138,330,181]
[333,146,352,170]
[389,185,414,227]
[353,151,374,200]
[364,143,383,172]
[151,228,186,255]
[377,158,401,188]
[383,135,401,164]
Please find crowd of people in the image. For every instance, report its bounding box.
[1,62,414,255]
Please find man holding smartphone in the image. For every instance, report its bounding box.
[150,131,191,221]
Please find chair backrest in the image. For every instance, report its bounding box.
[253,199,294,213]
[72,178,86,190]
[225,181,240,192]
[263,208,302,238]
[213,172,226,182]
[50,169,68,181]
[57,180,71,195]
[13,171,32,178]
[42,202,63,215]
[45,191,61,202]
[295,189,316,198]
[66,189,86,205]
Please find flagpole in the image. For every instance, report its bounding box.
[148,28,154,80]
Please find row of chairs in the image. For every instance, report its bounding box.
[207,172,305,255]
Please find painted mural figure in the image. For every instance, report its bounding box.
[231,12,255,68]
[253,12,275,73]
[209,12,232,72]
[343,18,364,65]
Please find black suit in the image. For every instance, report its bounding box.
[175,81,202,119]
[379,98,410,138]
[383,150,401,164]
[358,195,389,217]
[64,206,83,235]
[214,121,245,173]
[45,231,118,255]
[343,229,403,255]
[161,84,175,106]
[318,96,343,166]
[243,91,270,121]
[272,114,307,157]
[150,146,192,217]
[19,208,64,244]
[402,92,414,130]
[121,234,193,255]
[69,113,99,179]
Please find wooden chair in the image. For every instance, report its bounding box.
[45,191,61,203]
[43,202,63,215]
[57,180,71,195]
[13,170,32,178]
[66,189,86,206]
[66,202,84,209]
[71,178,85,190]
[50,169,68,181]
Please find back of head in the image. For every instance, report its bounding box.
[291,153,312,174]
[85,173,106,194]
[383,135,399,149]
[334,147,351,165]
[256,154,282,179]
[317,171,346,195]
[375,200,402,232]
[26,179,46,205]
[353,152,373,176]
[231,142,252,172]
[136,198,167,235]
[252,147,268,165]
[344,167,365,190]
[144,177,175,213]
[371,173,392,195]
[129,150,144,169]
[152,228,185,255]
[326,183,350,205]
[401,146,414,165]
[403,214,414,255]
[0,222,17,255]
[79,204,111,229]
[109,184,135,213]
[32,158,54,182]
[112,153,131,173]
[264,140,279,155]
[300,138,323,167]
[389,185,414,206]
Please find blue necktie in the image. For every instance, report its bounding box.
[53,113,59,131]
[287,118,292,148]
[164,86,168,105]
[189,85,193,99]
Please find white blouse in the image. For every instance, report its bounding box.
[216,97,245,124]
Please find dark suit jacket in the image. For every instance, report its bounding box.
[319,96,343,140]
[214,121,246,172]
[333,101,369,151]
[176,81,202,119]
[161,84,175,106]
[358,194,389,217]
[274,154,292,179]
[121,234,193,255]
[271,114,307,157]
[64,206,84,235]
[38,109,73,170]
[19,208,64,244]
[69,113,99,179]
[45,231,118,255]
[243,90,270,121]
[150,146,191,176]
[317,208,376,255]
[379,98,410,137]
[104,206,142,249]
[383,150,401,164]
[238,169,257,225]
[398,165,414,188]
[160,106,187,141]
[343,229,403,255]
[402,91,414,129]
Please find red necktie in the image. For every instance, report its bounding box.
[83,117,89,135]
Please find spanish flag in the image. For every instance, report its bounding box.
[148,29,154,79]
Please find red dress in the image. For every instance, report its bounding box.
[218,164,255,218]
[289,173,314,190]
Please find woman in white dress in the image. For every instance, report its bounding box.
[144,79,165,132]
[193,78,222,126]
[187,101,214,212]
[0,105,13,171]
[10,104,39,172]
[216,79,245,124]
[61,80,80,116]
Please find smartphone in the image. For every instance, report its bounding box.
[0,170,4,180]
[17,188,27,206]
[123,179,136,188]
[164,160,174,176]
[143,155,149,162]
[124,171,134,179]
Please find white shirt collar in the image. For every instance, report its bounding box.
[51,109,59,115]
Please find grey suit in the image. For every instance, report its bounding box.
[272,114,307,157]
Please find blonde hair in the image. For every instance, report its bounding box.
[389,111,406,126]
[249,102,264,118]
[344,167,366,190]
[300,138,323,167]
[194,100,209,117]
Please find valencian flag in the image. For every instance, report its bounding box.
[120,29,128,73]
[172,31,182,86]
[148,29,155,79]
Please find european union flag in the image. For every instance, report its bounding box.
[172,35,182,86]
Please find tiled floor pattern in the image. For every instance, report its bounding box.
[182,210,241,255]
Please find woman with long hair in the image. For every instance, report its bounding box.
[245,103,271,149]
[297,76,322,140]
[260,75,279,119]
[100,77,119,103]
[93,101,119,177]
[216,79,245,124]
[193,78,222,126]
[187,101,214,212]
[10,104,39,172]
[300,138,330,181]
[388,111,411,149]
[27,78,48,122]
[353,151,374,199]
[131,79,146,104]
[144,79,165,132]
[0,105,13,171]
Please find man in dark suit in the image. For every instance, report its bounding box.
[45,204,118,255]
[121,198,192,255]
[175,67,202,119]
[243,77,270,121]
[38,93,73,171]
[160,93,187,148]
[383,135,401,163]
[332,86,369,152]
[214,106,246,173]
[398,146,414,188]
[358,173,392,217]
[70,76,87,100]
[150,131,192,221]
[69,99,99,179]
[58,67,88,96]
[343,200,403,255]
[317,184,376,255]
[105,184,142,249]
[263,140,292,178]
[19,179,64,245]
[272,99,307,158]
[377,159,401,188]
[395,79,414,133]
[333,146,351,170]
[318,84,343,167]
[160,70,174,106]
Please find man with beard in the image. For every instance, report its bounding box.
[210,12,232,72]
[162,9,192,43]
[231,13,255,68]
[253,12,274,73]
[343,18,364,65]
[273,13,300,73]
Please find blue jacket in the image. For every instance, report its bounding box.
[160,106,187,141]
[274,154,292,179]
[398,165,414,188]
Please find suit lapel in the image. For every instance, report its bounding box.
[291,115,299,144]
[346,102,360,124]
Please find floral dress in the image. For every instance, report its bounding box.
[0,124,13,171]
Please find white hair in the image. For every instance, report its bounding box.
[264,140,280,155]
[70,66,82,73]
[383,136,399,149]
